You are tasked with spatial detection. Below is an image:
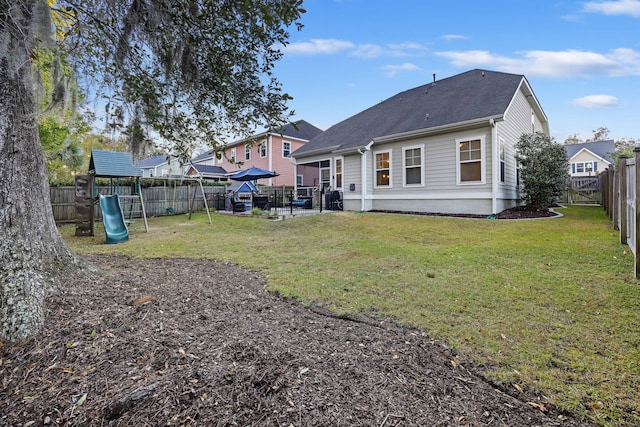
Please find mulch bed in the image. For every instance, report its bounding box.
[0,254,591,426]
[372,206,560,220]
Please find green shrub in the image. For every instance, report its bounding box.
[515,132,569,209]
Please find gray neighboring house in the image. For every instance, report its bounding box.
[138,155,183,178]
[291,69,549,215]
[564,140,614,177]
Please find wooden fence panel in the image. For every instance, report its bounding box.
[601,152,640,278]
[50,185,228,223]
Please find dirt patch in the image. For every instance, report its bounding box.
[0,255,591,426]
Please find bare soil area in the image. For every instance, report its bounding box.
[1,254,592,426]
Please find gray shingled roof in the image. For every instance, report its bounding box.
[564,140,615,163]
[271,120,324,141]
[293,69,529,157]
[191,164,227,175]
[89,149,141,177]
[138,155,169,168]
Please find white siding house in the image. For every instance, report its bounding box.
[564,140,614,177]
[291,69,549,216]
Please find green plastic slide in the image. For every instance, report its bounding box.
[98,194,129,244]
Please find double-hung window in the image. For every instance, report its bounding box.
[374,150,392,187]
[282,141,291,158]
[403,145,423,186]
[335,158,343,189]
[260,140,267,158]
[245,144,251,161]
[230,148,236,163]
[456,137,485,184]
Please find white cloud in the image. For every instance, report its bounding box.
[435,48,640,77]
[582,0,640,17]
[573,94,620,108]
[383,62,420,77]
[352,44,384,58]
[284,39,354,55]
[441,34,467,40]
[285,39,428,59]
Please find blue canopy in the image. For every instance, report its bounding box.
[229,166,279,181]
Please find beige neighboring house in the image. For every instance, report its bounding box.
[564,140,614,177]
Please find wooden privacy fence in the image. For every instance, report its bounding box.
[600,150,640,278]
[50,184,228,223]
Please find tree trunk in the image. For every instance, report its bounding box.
[1,2,80,342]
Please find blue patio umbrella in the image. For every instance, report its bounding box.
[229,166,279,181]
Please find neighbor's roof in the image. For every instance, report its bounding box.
[189,164,227,176]
[89,149,141,177]
[138,155,169,168]
[564,140,615,163]
[227,181,258,193]
[293,69,538,157]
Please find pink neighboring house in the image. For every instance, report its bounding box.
[192,120,323,187]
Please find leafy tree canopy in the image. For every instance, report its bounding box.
[49,0,305,160]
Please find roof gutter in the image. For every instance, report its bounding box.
[292,144,342,159]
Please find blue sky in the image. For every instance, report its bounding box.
[274,0,640,142]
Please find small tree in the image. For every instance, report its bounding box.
[515,132,569,209]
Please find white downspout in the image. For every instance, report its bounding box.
[490,119,498,214]
[358,145,371,212]
[268,134,273,186]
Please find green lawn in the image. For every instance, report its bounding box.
[61,205,640,426]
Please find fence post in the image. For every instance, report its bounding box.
[619,156,629,244]
[611,167,620,230]
[635,148,640,279]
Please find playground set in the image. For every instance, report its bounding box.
[75,150,211,244]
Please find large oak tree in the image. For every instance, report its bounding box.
[0,0,304,342]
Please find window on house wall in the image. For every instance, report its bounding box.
[499,138,505,183]
[456,137,484,183]
[297,175,303,186]
[282,141,291,158]
[260,140,267,158]
[230,148,236,163]
[573,162,595,174]
[245,144,251,161]
[335,158,343,189]
[403,145,423,186]
[374,150,391,187]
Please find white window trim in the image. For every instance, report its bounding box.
[230,147,236,163]
[245,144,251,161]
[455,136,486,185]
[334,156,344,190]
[373,149,392,189]
[282,141,291,158]
[260,140,267,158]
[402,144,424,187]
